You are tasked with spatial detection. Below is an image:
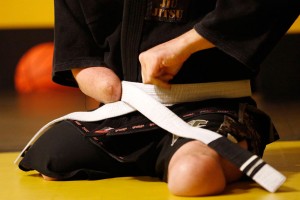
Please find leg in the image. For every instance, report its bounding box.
[19,120,132,181]
[167,140,247,196]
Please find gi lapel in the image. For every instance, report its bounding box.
[121,0,147,81]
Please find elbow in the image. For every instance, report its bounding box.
[72,67,122,103]
[101,80,122,103]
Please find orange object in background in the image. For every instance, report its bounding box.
[14,42,68,93]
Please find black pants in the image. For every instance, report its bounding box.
[19,97,278,181]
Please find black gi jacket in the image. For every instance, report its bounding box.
[52,0,299,87]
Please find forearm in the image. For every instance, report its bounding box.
[174,28,215,56]
[72,67,121,103]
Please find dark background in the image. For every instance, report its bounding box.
[0,29,54,91]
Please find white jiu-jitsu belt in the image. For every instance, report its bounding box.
[15,80,286,193]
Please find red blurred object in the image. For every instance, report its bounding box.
[14,42,68,93]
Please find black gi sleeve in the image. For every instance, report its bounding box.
[194,0,300,69]
[53,0,122,87]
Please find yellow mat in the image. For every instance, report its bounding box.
[1,141,299,200]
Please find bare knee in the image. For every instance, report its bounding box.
[168,154,226,196]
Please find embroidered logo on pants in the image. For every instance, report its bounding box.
[171,119,208,146]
